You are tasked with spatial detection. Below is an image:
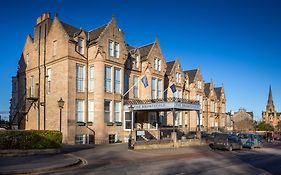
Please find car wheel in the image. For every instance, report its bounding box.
[239,145,243,150]
[228,145,233,151]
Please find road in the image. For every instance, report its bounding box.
[48,142,281,175]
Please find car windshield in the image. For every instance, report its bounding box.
[239,134,250,139]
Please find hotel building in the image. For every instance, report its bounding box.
[10,13,227,144]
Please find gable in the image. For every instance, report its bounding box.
[146,39,167,75]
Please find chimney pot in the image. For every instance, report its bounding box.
[36,16,42,24]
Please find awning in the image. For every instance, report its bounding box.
[124,98,200,111]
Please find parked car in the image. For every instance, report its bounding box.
[185,131,197,139]
[206,132,221,144]
[212,133,243,151]
[273,133,281,141]
[239,133,263,149]
[201,131,209,139]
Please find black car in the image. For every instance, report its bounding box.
[185,131,197,139]
[212,133,243,151]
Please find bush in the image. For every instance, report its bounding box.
[0,130,62,149]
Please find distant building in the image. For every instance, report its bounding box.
[262,86,281,131]
[233,108,254,132]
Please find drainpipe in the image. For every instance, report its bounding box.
[43,23,47,130]
[37,26,41,130]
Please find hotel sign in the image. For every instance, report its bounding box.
[131,102,200,111]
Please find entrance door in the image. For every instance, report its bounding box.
[148,112,158,129]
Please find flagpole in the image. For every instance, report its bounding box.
[122,74,146,98]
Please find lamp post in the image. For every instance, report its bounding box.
[128,105,134,148]
[57,97,65,132]
[128,105,134,132]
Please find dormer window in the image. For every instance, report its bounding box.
[108,40,119,58]
[78,38,84,54]
[154,58,161,71]
[133,55,139,69]
[176,73,181,83]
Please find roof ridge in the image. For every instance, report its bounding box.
[88,24,107,33]
[137,42,154,49]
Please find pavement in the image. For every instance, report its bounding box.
[0,141,280,175]
[0,144,91,175]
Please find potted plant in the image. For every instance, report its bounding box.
[77,121,86,126]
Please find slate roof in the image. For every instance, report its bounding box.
[61,22,82,39]
[204,83,211,97]
[215,87,222,99]
[88,24,107,43]
[138,43,154,61]
[166,61,176,75]
[126,44,136,52]
[184,69,198,83]
[60,21,107,44]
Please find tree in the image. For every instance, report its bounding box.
[256,121,275,131]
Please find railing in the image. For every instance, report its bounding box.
[124,97,199,105]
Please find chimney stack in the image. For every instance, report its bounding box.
[36,12,50,24]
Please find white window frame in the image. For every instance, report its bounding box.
[114,101,121,122]
[157,79,162,98]
[154,58,157,70]
[114,42,120,58]
[76,100,85,122]
[109,40,114,57]
[104,100,112,122]
[88,100,94,122]
[133,76,139,98]
[76,64,85,92]
[104,65,112,92]
[88,65,94,92]
[124,111,132,131]
[151,77,157,99]
[114,68,121,94]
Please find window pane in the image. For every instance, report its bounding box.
[114,42,119,58]
[89,66,94,92]
[88,100,94,122]
[76,64,85,92]
[114,68,120,94]
[114,101,121,122]
[157,79,162,98]
[104,100,111,122]
[125,112,132,130]
[151,78,156,99]
[133,76,139,98]
[76,100,84,122]
[104,66,112,92]
[109,40,114,57]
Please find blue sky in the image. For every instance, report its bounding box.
[0,0,281,120]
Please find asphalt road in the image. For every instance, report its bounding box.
[48,142,281,175]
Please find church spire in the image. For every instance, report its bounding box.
[266,85,275,112]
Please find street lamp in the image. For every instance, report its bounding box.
[128,105,134,148]
[128,105,134,131]
[57,97,65,132]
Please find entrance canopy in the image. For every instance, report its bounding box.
[124,97,200,111]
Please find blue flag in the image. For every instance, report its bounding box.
[170,84,177,93]
[141,75,148,88]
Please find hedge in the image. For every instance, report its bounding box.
[0,130,62,149]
